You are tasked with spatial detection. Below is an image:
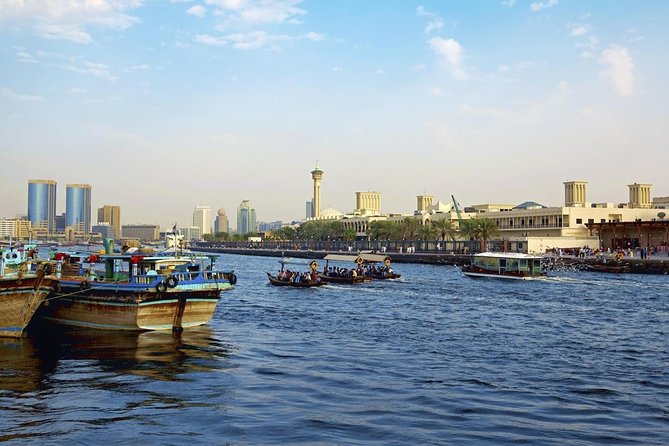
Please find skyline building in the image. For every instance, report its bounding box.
[97,205,122,239]
[27,179,57,234]
[237,200,257,235]
[66,184,92,234]
[214,208,229,234]
[310,162,323,219]
[305,199,314,219]
[193,205,212,236]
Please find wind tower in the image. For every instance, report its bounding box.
[311,161,324,219]
[564,181,587,207]
[628,183,652,209]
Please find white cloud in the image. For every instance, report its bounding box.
[417,5,443,34]
[59,58,117,81]
[530,0,558,12]
[0,86,45,102]
[187,5,207,17]
[429,37,467,81]
[205,0,306,25]
[0,0,142,43]
[599,46,635,97]
[576,35,599,58]
[127,64,150,71]
[501,0,516,7]
[196,31,292,49]
[569,25,588,36]
[304,31,324,41]
[195,34,227,46]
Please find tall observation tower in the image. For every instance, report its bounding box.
[311,161,324,219]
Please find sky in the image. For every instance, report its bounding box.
[1,0,668,230]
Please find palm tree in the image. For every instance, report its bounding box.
[417,223,439,250]
[459,217,499,251]
[431,219,457,243]
[401,217,420,245]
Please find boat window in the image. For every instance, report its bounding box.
[507,259,519,271]
[519,259,527,269]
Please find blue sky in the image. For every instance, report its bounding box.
[1,0,667,229]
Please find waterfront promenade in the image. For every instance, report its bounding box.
[192,246,669,275]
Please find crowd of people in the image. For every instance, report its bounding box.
[275,269,320,283]
[322,264,395,278]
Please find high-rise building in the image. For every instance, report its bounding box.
[66,184,92,234]
[193,205,212,237]
[122,224,160,241]
[97,205,122,239]
[311,162,323,219]
[214,208,229,234]
[305,200,313,219]
[27,179,57,234]
[237,200,257,235]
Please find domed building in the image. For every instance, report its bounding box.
[214,207,229,234]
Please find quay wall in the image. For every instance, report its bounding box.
[191,247,669,275]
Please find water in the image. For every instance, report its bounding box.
[1,254,668,445]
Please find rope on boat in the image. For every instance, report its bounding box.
[42,278,125,302]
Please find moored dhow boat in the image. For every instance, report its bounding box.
[267,258,325,287]
[0,243,59,338]
[461,252,546,280]
[320,254,371,285]
[37,252,236,332]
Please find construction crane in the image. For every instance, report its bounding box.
[451,195,464,225]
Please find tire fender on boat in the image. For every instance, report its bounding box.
[166,276,179,288]
[229,274,237,285]
[156,282,168,293]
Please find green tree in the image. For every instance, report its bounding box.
[459,218,499,251]
[401,217,420,245]
[431,219,457,242]
[417,223,439,242]
[342,228,357,242]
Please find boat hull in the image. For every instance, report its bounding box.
[38,284,227,331]
[0,275,58,338]
[320,274,371,285]
[462,271,537,280]
[267,273,325,287]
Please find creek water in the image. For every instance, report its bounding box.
[1,253,667,445]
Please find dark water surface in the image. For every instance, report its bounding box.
[1,254,668,445]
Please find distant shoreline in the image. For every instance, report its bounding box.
[191,247,669,275]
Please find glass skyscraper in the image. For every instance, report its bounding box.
[27,179,57,234]
[237,200,257,235]
[66,184,92,234]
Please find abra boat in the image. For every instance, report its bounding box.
[359,253,401,280]
[462,252,546,280]
[267,258,325,287]
[0,243,58,338]
[320,254,371,285]
[37,252,236,332]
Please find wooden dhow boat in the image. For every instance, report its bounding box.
[320,254,371,285]
[359,253,401,280]
[462,252,546,280]
[267,258,325,287]
[0,243,59,338]
[38,252,236,332]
